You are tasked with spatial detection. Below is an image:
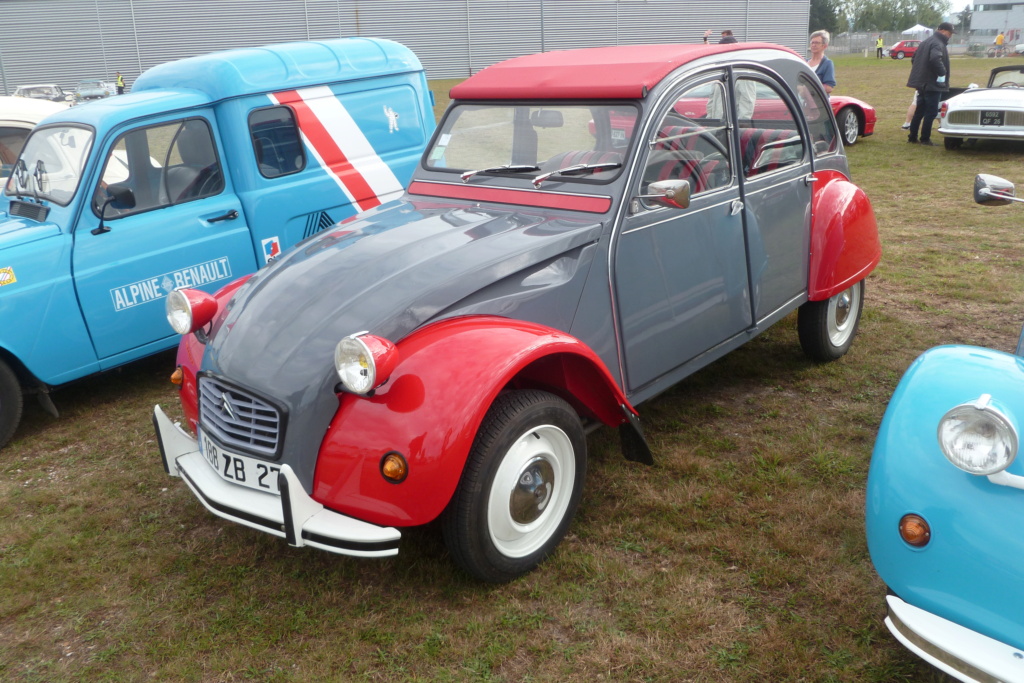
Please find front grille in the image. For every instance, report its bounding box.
[198,375,283,458]
[947,110,1024,127]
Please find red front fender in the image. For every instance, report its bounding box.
[808,170,881,300]
[311,316,634,528]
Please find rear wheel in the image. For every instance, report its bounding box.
[838,107,860,146]
[0,360,23,449]
[798,280,864,362]
[944,136,964,150]
[442,390,586,583]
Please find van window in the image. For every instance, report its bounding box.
[798,76,838,156]
[250,106,305,178]
[94,118,224,218]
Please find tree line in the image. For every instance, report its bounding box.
[810,0,963,35]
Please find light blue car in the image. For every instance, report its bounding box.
[866,174,1024,682]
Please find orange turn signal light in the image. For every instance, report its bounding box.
[380,451,408,483]
[899,514,931,547]
[170,366,183,386]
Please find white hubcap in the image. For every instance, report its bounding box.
[827,284,860,346]
[487,424,574,558]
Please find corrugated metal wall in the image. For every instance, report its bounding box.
[0,0,810,95]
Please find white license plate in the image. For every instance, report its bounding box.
[198,427,281,495]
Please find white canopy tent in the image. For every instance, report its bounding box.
[902,24,933,36]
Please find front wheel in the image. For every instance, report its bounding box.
[442,390,587,583]
[838,107,860,146]
[944,136,964,150]
[0,359,23,449]
[798,280,865,362]
[896,51,906,59]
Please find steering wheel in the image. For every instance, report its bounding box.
[999,82,1020,88]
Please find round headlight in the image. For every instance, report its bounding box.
[166,290,194,335]
[165,288,217,335]
[334,333,398,395]
[938,395,1018,475]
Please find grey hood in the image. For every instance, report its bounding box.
[202,196,604,480]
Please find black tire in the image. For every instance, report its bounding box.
[838,107,860,146]
[798,280,865,362]
[944,137,963,150]
[441,390,586,583]
[0,360,23,449]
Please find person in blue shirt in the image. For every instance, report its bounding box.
[807,30,836,95]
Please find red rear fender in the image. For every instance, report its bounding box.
[312,316,634,528]
[808,171,881,300]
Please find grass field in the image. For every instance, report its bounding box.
[4,54,1024,682]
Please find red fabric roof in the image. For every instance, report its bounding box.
[450,43,799,100]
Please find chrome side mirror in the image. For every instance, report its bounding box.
[974,174,1021,206]
[637,179,691,210]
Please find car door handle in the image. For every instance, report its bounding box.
[730,199,744,216]
[207,210,238,223]
[803,174,818,186]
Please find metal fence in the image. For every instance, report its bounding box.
[0,0,811,95]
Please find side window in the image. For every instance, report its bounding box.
[95,118,223,218]
[734,77,806,179]
[798,76,838,156]
[250,106,305,178]
[641,79,733,201]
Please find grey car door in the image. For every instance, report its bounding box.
[614,75,751,393]
[731,71,812,322]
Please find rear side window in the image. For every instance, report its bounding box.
[0,126,31,174]
[94,118,224,218]
[250,106,305,178]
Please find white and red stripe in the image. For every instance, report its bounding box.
[270,87,403,213]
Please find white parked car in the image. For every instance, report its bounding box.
[0,95,68,181]
[938,65,1024,150]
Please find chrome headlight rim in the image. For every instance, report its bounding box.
[937,394,1019,476]
[334,332,375,395]
[166,289,194,335]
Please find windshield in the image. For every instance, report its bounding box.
[4,125,94,206]
[426,104,637,184]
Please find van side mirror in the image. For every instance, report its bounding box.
[636,179,691,210]
[530,110,563,128]
[92,183,136,235]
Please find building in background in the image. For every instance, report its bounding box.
[1,0,811,95]
[971,2,1024,46]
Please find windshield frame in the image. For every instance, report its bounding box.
[424,100,640,186]
[3,123,96,207]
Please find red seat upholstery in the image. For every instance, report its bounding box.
[738,128,799,176]
[542,149,622,171]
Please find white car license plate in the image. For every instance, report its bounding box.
[981,110,1004,126]
[198,428,281,495]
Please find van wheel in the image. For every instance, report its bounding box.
[442,390,586,583]
[798,280,864,361]
[838,107,860,146]
[0,360,23,449]
[944,137,964,150]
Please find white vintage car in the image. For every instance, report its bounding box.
[0,95,68,180]
[938,65,1024,150]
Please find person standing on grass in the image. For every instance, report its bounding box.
[116,71,125,95]
[876,35,885,59]
[906,22,954,146]
[807,30,836,95]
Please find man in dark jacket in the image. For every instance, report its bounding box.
[906,22,954,145]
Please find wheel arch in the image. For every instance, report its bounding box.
[311,315,646,528]
[808,170,881,301]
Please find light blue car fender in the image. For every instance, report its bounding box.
[866,344,1024,679]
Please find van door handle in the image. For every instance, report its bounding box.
[803,174,818,186]
[730,199,743,216]
[207,210,238,223]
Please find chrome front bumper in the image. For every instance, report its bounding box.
[153,404,400,558]
[885,594,1024,683]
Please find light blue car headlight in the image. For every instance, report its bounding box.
[937,394,1018,475]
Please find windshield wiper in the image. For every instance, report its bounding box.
[532,162,621,189]
[33,160,48,197]
[12,159,36,202]
[461,164,540,183]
